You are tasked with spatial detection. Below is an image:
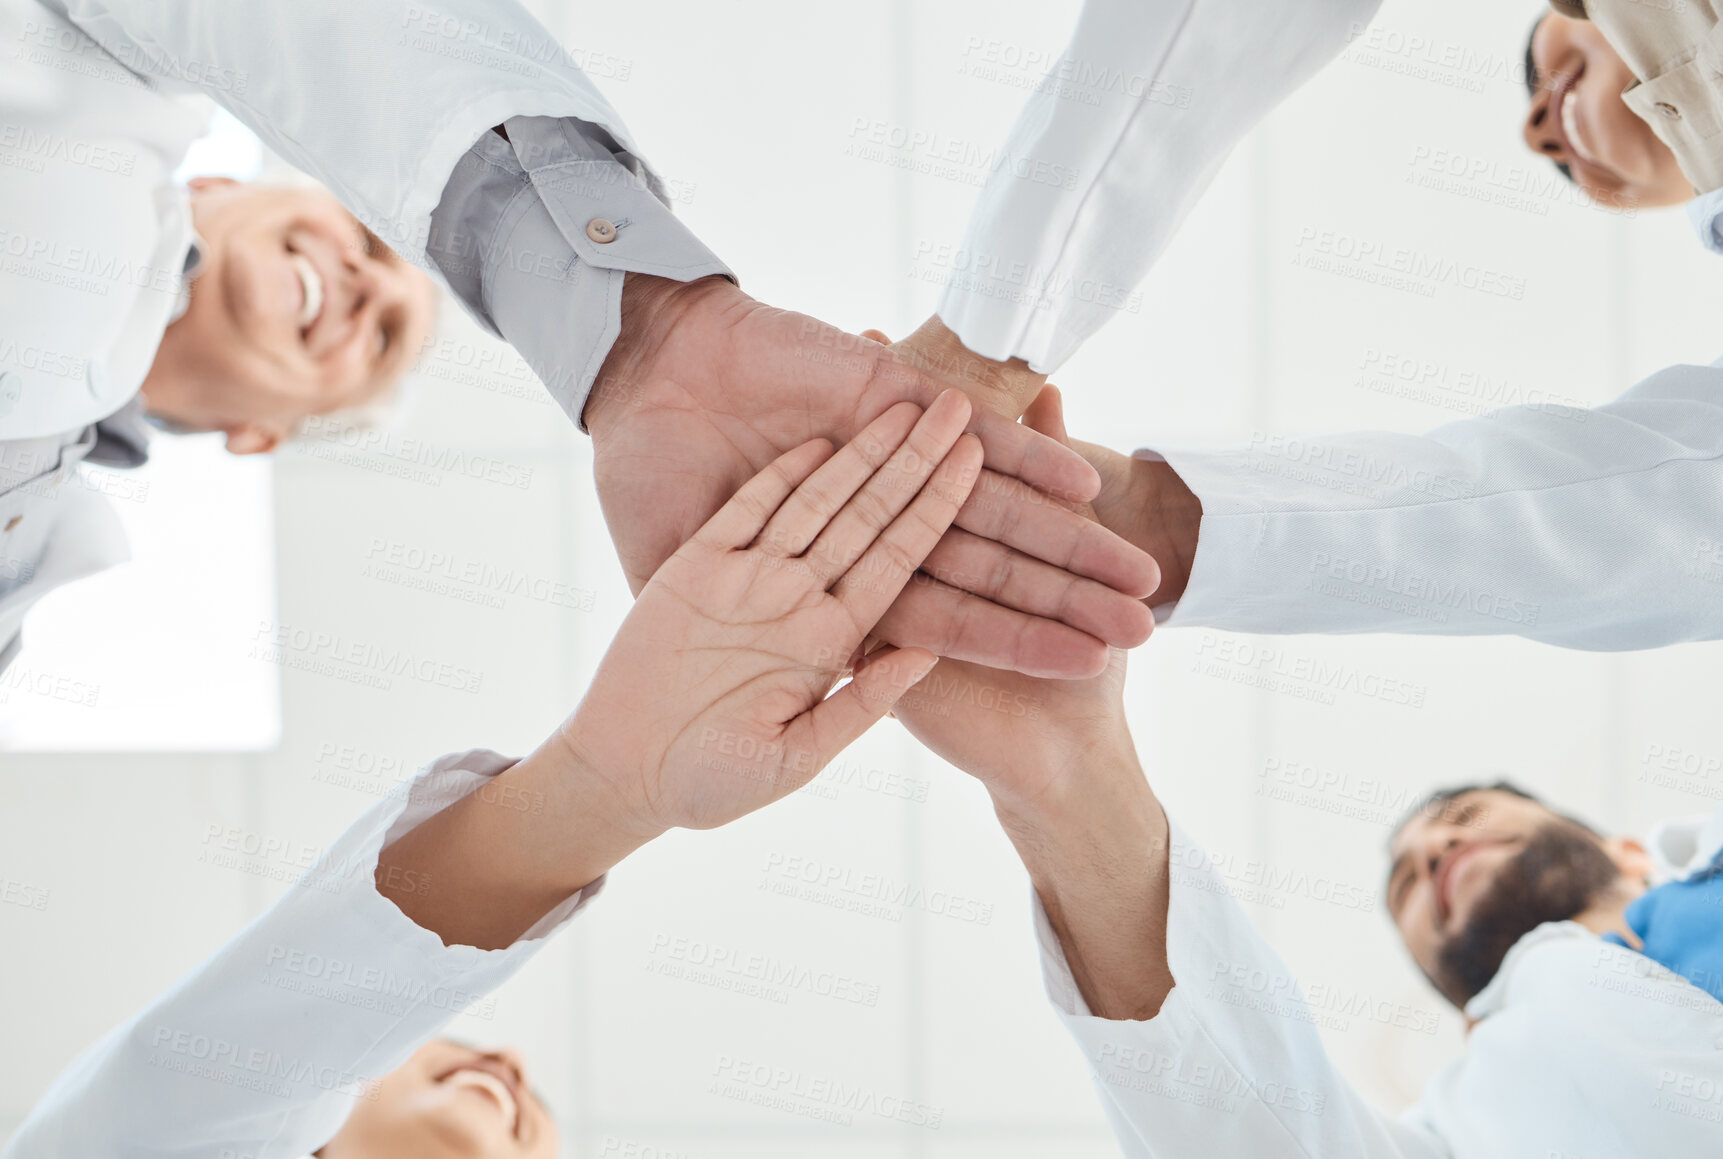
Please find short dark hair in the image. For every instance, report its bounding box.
[1393,779,1601,841]
[1525,14,1576,186]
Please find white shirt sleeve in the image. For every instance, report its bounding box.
[1034,820,1448,1159]
[2,750,598,1159]
[50,0,730,427]
[938,0,1384,373]
[1156,362,1723,650]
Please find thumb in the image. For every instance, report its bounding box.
[1021,384,1069,444]
[861,328,892,345]
[789,646,938,773]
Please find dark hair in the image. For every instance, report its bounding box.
[1525,14,1576,186]
[1393,779,1601,840]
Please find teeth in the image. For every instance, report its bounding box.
[290,252,324,330]
[447,1068,519,1133]
[1561,95,1593,165]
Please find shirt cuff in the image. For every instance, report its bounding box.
[428,116,733,430]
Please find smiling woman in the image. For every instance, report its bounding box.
[316,1041,557,1159]
[1521,11,1693,209]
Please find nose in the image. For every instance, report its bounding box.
[490,1047,528,1088]
[1524,89,1566,163]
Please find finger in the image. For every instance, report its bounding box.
[954,469,1160,598]
[1021,384,1069,444]
[753,402,921,558]
[692,438,835,550]
[965,404,1099,506]
[919,528,1154,649]
[787,647,939,775]
[872,575,1111,680]
[860,328,892,344]
[801,390,973,584]
[862,353,1098,503]
[830,435,984,626]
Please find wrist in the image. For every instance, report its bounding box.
[583,272,740,436]
[991,737,1153,853]
[1136,457,1201,604]
[899,316,1046,419]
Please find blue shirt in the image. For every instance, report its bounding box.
[1602,850,1723,1004]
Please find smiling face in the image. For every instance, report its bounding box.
[317,1041,558,1159]
[139,177,437,455]
[1385,788,1647,1008]
[1522,13,1692,210]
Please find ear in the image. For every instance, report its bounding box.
[1603,836,1655,885]
[223,423,283,456]
[186,175,240,196]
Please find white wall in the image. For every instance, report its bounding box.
[5,0,1723,1154]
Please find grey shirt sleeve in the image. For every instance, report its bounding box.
[427,115,734,430]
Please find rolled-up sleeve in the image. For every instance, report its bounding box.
[3,750,600,1159]
[938,0,1383,373]
[1035,820,1446,1158]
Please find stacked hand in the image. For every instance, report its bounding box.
[584,276,1158,679]
[380,392,986,948]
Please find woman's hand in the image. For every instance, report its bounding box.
[563,388,985,839]
[377,390,985,950]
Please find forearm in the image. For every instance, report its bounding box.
[994,744,1174,1021]
[376,729,654,951]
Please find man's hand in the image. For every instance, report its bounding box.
[585,277,1157,679]
[873,317,1203,610]
[379,394,982,949]
[1071,439,1202,610]
[892,388,1175,1021]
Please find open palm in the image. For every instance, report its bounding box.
[568,390,984,836]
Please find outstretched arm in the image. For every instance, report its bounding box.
[6,395,981,1157]
[895,390,1447,1159]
